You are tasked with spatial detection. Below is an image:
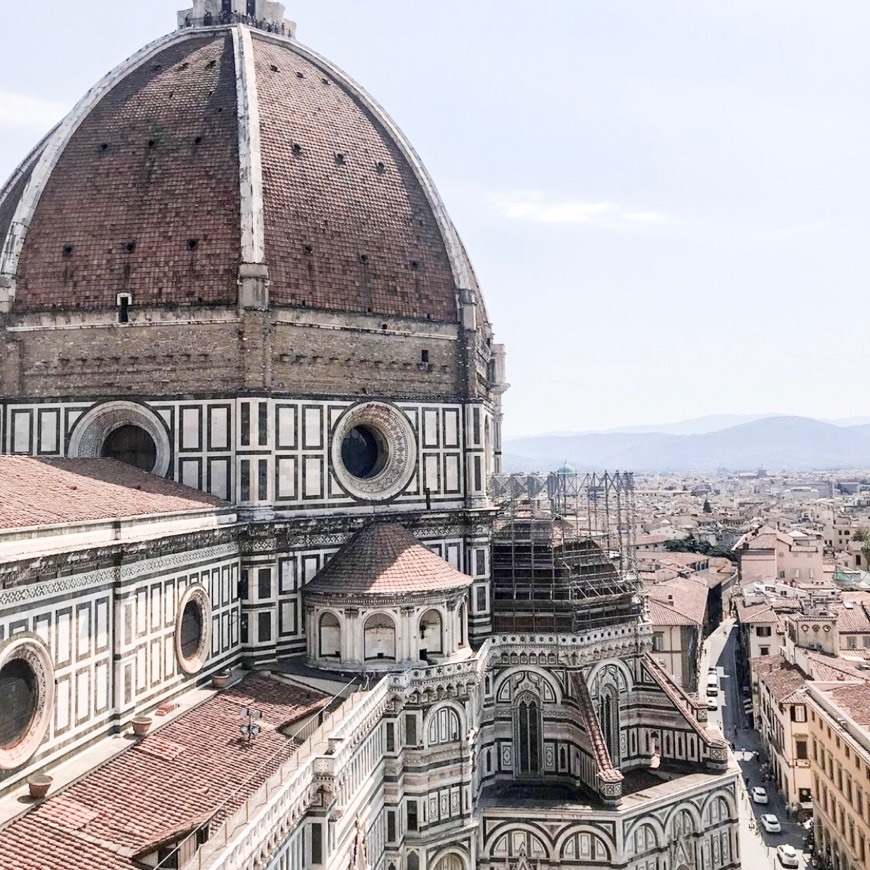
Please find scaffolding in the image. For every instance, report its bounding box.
[488,471,640,633]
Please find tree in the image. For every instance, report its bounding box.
[703,498,712,514]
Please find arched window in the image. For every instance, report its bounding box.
[319,612,340,658]
[598,685,620,766]
[515,692,541,777]
[419,610,443,659]
[101,425,157,472]
[407,854,420,870]
[364,614,396,661]
[433,855,467,870]
[427,706,461,745]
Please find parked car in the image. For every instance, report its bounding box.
[751,786,768,804]
[776,844,799,868]
[707,697,717,711]
[761,814,781,833]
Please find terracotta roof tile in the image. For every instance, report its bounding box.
[750,653,786,675]
[759,665,807,703]
[7,28,462,321]
[305,523,472,596]
[735,600,782,625]
[254,36,458,321]
[16,35,241,310]
[826,683,870,727]
[0,675,328,870]
[648,577,708,626]
[0,457,226,530]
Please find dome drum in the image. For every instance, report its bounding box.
[304,594,470,673]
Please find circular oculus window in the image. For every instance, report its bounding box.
[0,635,54,771]
[331,402,417,502]
[68,401,171,476]
[175,585,212,675]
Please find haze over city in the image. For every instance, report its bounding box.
[3,1,870,436]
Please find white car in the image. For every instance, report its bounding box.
[776,844,799,868]
[707,697,717,711]
[751,786,768,804]
[761,813,781,833]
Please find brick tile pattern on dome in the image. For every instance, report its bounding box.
[0,457,226,530]
[0,675,329,870]
[305,521,473,596]
[253,36,458,322]
[16,35,241,311]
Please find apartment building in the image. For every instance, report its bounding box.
[807,682,870,870]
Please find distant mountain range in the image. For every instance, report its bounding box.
[503,416,870,473]
[529,413,870,439]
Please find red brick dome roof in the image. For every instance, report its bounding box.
[305,523,473,598]
[0,25,477,321]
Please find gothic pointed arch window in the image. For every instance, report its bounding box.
[433,854,467,870]
[514,691,542,777]
[598,684,620,766]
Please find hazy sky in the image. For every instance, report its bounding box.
[2,2,869,437]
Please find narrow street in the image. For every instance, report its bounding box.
[700,618,809,869]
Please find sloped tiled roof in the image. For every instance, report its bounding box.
[835,594,870,633]
[305,523,472,596]
[735,600,781,625]
[759,665,807,703]
[826,684,870,727]
[0,457,226,530]
[751,653,786,676]
[805,652,868,683]
[0,675,328,870]
[648,577,708,626]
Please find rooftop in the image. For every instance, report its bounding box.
[647,576,708,626]
[0,457,226,531]
[0,674,328,870]
[823,683,870,728]
[735,600,783,625]
[758,664,807,704]
[305,522,473,597]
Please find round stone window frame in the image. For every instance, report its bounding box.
[0,634,55,771]
[174,584,212,676]
[67,401,172,477]
[331,402,417,502]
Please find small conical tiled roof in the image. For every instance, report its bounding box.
[305,523,472,596]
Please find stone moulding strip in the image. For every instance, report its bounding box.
[232,25,266,266]
[120,543,239,581]
[0,568,116,608]
[0,29,206,301]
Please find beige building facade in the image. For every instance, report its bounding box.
[808,682,870,870]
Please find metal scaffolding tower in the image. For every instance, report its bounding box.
[488,470,640,633]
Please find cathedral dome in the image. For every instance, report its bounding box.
[0,11,477,321]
